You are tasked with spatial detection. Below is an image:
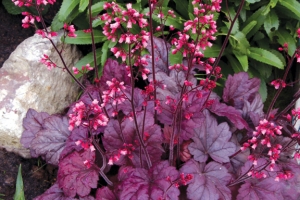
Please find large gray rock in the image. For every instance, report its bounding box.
[0,30,81,157]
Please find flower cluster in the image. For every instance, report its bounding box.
[21,11,40,28]
[242,119,283,167]
[68,99,108,131]
[101,78,127,108]
[270,79,286,89]
[72,64,94,75]
[63,23,77,38]
[40,54,56,70]
[100,2,149,56]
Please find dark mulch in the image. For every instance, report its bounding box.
[0,2,62,199]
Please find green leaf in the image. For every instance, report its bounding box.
[173,0,189,19]
[13,164,25,200]
[90,2,105,17]
[246,0,260,3]
[242,6,267,39]
[226,54,244,73]
[252,31,265,41]
[150,7,183,30]
[203,45,222,58]
[2,0,26,15]
[101,40,110,67]
[259,79,267,102]
[248,47,284,69]
[58,0,81,22]
[74,48,102,78]
[79,0,89,12]
[264,10,279,37]
[252,61,273,79]
[278,0,300,18]
[92,18,104,27]
[222,7,239,34]
[64,30,105,44]
[229,32,250,55]
[241,21,257,36]
[269,0,279,8]
[169,51,183,65]
[108,41,117,48]
[274,29,297,56]
[51,12,64,31]
[233,51,248,71]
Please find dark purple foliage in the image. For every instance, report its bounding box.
[180,160,232,200]
[208,101,248,130]
[237,178,283,200]
[30,115,70,165]
[102,112,163,167]
[34,183,75,200]
[222,72,260,110]
[99,58,131,88]
[118,161,180,200]
[95,187,117,200]
[188,110,236,163]
[60,126,89,160]
[21,108,50,148]
[58,150,99,198]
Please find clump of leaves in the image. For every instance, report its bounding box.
[15,0,300,199]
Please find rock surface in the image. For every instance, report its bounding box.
[0,30,81,157]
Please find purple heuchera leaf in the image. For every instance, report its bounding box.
[34,183,75,200]
[103,112,163,167]
[180,160,232,200]
[188,110,236,163]
[60,126,89,160]
[21,108,50,148]
[222,72,260,110]
[30,115,70,165]
[157,90,208,141]
[119,161,180,200]
[237,177,283,200]
[208,101,248,130]
[99,58,131,88]
[58,149,99,198]
[144,37,171,75]
[95,187,117,200]
[242,93,264,128]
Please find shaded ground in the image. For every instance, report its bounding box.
[0,148,57,199]
[0,2,61,199]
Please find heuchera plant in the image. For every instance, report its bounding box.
[15,0,300,199]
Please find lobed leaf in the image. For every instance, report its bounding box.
[21,109,50,148]
[119,161,180,200]
[103,112,163,167]
[95,187,117,200]
[180,160,232,200]
[222,72,260,110]
[208,101,248,130]
[58,150,99,198]
[237,178,283,200]
[31,115,70,165]
[34,183,75,200]
[188,110,236,163]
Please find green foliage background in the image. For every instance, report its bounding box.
[5,0,299,101]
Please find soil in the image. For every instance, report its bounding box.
[0,2,61,199]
